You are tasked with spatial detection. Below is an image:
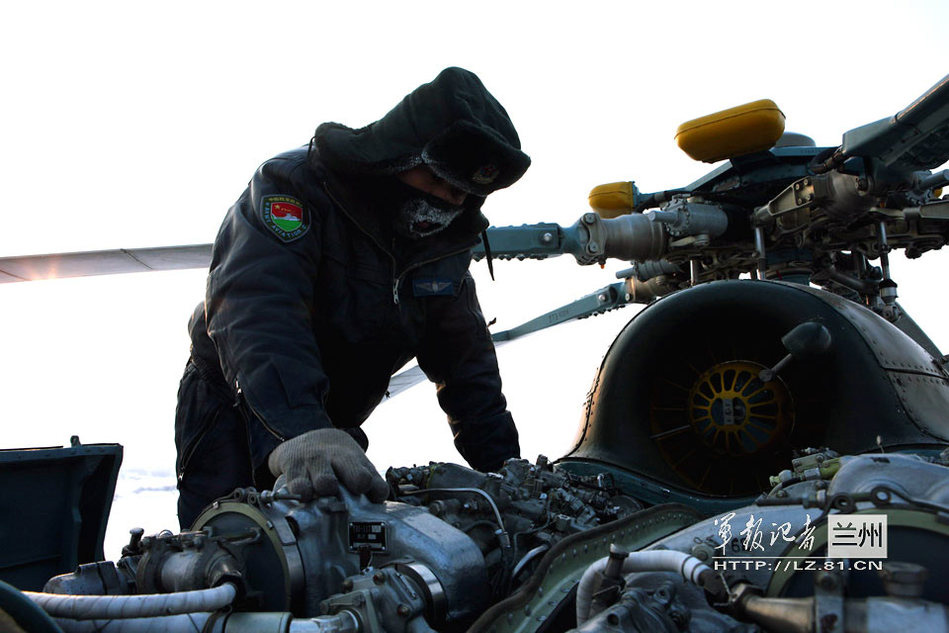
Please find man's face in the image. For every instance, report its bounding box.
[397,166,468,206]
[393,166,468,239]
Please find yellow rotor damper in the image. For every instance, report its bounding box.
[688,360,792,456]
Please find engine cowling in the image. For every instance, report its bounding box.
[562,280,949,501]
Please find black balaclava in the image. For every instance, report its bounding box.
[364,175,465,240]
[391,180,465,239]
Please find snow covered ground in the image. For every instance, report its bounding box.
[105,469,179,559]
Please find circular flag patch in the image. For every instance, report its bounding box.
[261,195,309,242]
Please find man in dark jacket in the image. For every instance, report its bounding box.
[175,67,530,528]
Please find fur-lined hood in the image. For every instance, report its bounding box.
[312,67,530,197]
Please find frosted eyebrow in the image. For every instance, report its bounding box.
[430,172,465,198]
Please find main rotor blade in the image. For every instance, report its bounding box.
[840,73,949,176]
[383,281,634,399]
[0,244,213,283]
[384,365,429,399]
[491,281,631,342]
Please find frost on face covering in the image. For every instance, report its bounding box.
[395,195,464,239]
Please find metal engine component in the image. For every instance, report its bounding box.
[386,457,642,593]
[568,198,727,265]
[569,451,949,633]
[727,574,949,633]
[572,212,668,265]
[648,197,729,239]
[36,450,949,633]
[319,566,433,633]
[753,171,876,232]
[43,457,642,632]
[571,576,754,633]
[624,260,682,282]
[183,486,488,623]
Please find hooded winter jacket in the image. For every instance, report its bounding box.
[183,147,520,474]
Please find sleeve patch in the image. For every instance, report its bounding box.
[261,195,310,242]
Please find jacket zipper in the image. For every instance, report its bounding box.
[178,409,221,480]
[236,378,287,442]
[323,183,476,306]
[392,246,473,305]
[324,185,401,304]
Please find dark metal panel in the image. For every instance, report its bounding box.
[0,441,123,590]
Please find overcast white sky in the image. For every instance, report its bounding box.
[2,1,948,554]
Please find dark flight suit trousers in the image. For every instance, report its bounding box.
[174,360,269,529]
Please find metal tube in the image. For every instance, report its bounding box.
[511,545,550,580]
[289,612,361,633]
[917,169,949,191]
[575,551,712,624]
[754,227,767,280]
[878,221,891,280]
[826,266,877,294]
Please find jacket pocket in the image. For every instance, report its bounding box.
[319,251,393,341]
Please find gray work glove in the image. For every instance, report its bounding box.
[268,428,389,503]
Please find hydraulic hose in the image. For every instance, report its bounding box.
[55,611,363,633]
[511,544,550,581]
[25,583,237,620]
[575,551,712,625]
[53,612,213,633]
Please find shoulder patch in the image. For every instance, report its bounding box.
[261,195,310,242]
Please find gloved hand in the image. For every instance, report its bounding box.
[268,428,389,503]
